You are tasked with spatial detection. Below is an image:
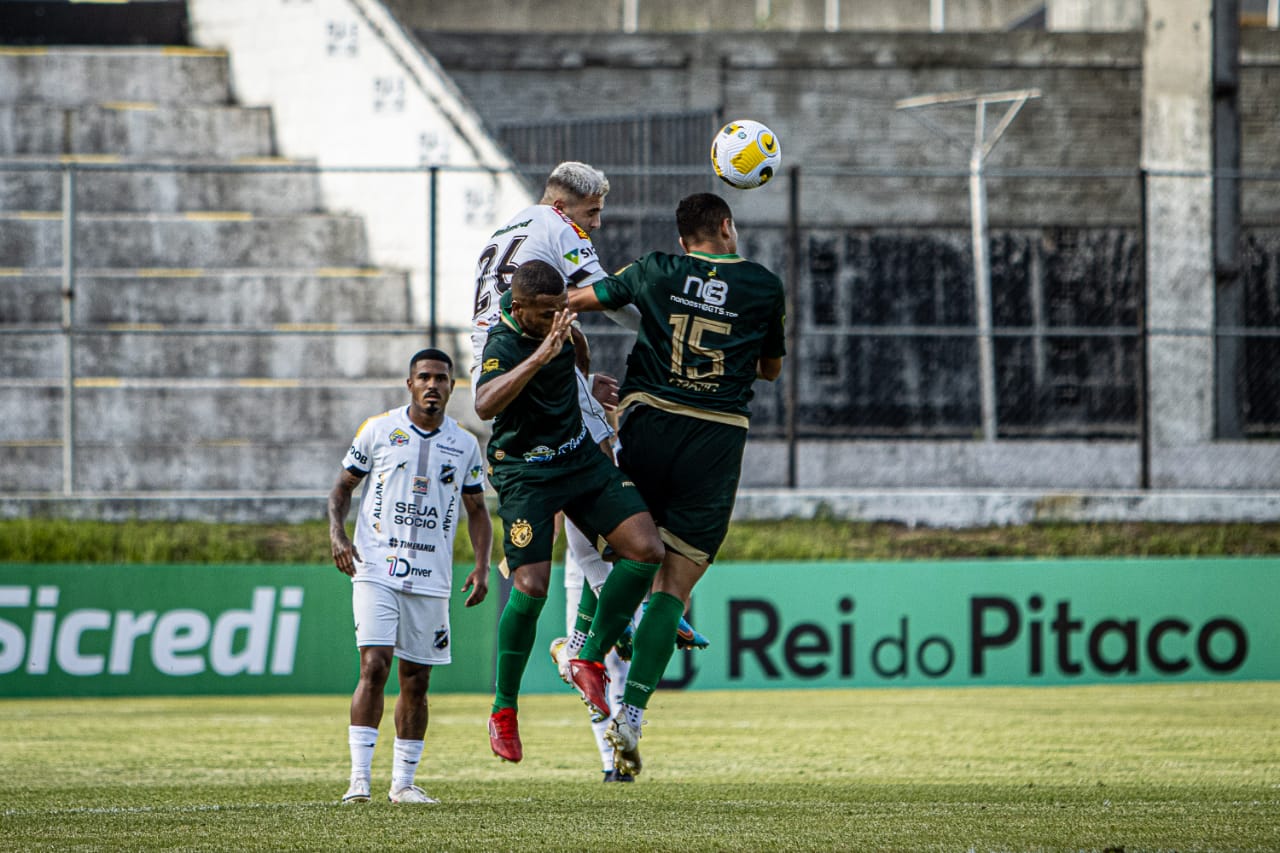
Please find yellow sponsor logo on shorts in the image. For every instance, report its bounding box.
[510,519,533,548]
[482,358,500,373]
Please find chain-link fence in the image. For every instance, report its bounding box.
[3,158,1279,496]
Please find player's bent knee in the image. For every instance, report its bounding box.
[604,516,664,565]
[512,566,550,598]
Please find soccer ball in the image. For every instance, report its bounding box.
[711,119,782,189]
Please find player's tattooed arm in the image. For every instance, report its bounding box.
[328,468,364,576]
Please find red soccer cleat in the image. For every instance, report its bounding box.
[568,658,611,722]
[488,707,522,763]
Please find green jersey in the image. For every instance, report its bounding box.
[477,290,590,466]
[593,250,786,427]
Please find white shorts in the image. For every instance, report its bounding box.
[352,580,451,665]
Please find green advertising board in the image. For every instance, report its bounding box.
[681,558,1278,689]
[0,564,498,697]
[1,558,1275,698]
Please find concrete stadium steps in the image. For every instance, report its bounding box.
[6,441,363,493]
[0,382,485,493]
[92,331,420,379]
[1,330,422,380]
[0,103,274,159]
[0,44,433,498]
[0,270,411,325]
[0,335,56,379]
[0,161,324,214]
[1,270,410,325]
[1,383,405,444]
[0,213,371,268]
[0,47,232,107]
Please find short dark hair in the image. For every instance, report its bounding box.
[676,192,733,243]
[409,348,453,372]
[511,259,565,298]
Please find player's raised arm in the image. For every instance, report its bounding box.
[567,283,607,313]
[474,306,576,419]
[475,262,578,421]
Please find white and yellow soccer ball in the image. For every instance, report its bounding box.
[711,119,782,189]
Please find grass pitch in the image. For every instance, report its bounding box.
[2,683,1276,851]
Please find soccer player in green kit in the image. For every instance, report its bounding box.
[565,192,786,777]
[475,259,665,764]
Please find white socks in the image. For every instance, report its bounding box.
[567,629,589,658]
[622,702,644,732]
[391,738,425,792]
[350,727,426,791]
[348,725,378,780]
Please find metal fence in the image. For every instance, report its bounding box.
[3,158,1280,496]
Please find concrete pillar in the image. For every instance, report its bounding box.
[1142,0,1215,476]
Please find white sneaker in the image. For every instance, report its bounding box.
[341,775,371,804]
[605,718,643,777]
[388,784,439,804]
[549,636,572,684]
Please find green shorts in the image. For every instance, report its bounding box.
[489,446,650,569]
[617,406,746,565]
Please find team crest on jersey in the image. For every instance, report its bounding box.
[510,519,533,548]
[389,428,409,446]
[413,475,430,494]
[482,358,500,373]
[439,464,456,485]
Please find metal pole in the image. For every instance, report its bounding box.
[931,0,946,31]
[1137,168,1151,489]
[61,165,76,495]
[970,103,997,441]
[895,89,1038,443]
[785,165,801,488]
[428,166,439,346]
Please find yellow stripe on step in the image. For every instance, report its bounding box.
[184,211,253,222]
[136,269,204,278]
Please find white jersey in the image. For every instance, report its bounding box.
[469,203,607,375]
[341,408,485,597]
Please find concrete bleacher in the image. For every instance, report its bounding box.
[0,45,417,496]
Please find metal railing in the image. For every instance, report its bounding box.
[4,159,1280,495]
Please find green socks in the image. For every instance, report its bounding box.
[574,582,597,635]
[492,587,546,713]
[580,558,659,662]
[623,591,684,709]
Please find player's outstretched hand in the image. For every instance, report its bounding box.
[461,565,489,607]
[332,536,360,577]
[591,372,619,411]
[535,308,577,364]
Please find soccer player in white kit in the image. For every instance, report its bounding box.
[329,348,492,805]
[470,162,706,778]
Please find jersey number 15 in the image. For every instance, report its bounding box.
[669,313,732,380]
